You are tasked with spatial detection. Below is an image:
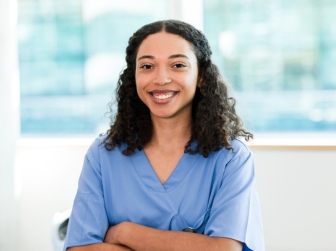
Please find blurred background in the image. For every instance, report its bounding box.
[0,0,335,251]
[17,0,336,135]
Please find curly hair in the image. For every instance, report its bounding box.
[103,19,253,157]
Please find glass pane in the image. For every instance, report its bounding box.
[18,0,169,136]
[203,0,336,132]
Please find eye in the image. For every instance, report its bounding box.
[140,64,153,70]
[173,63,187,68]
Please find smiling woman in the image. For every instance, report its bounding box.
[64,20,264,251]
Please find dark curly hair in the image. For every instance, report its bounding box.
[103,19,252,157]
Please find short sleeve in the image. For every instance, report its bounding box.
[63,140,109,250]
[204,150,264,251]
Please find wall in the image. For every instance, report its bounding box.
[16,139,89,251]
[0,0,20,250]
[15,139,336,251]
[253,146,336,251]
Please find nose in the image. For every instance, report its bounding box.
[154,67,172,85]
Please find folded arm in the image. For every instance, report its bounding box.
[104,222,243,251]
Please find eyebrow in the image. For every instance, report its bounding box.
[137,54,190,61]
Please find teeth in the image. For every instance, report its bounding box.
[153,92,174,100]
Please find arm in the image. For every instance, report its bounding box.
[104,222,243,251]
[67,243,134,251]
[64,140,112,250]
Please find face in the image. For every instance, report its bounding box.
[135,31,199,120]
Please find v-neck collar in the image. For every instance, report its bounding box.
[129,149,201,193]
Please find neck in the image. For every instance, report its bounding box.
[148,115,192,153]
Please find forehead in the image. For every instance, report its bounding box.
[136,32,196,59]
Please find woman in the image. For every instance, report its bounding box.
[64,20,264,251]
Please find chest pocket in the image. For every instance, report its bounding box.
[169,209,210,233]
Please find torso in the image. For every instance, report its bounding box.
[95,138,252,233]
[67,137,264,251]
[78,136,260,239]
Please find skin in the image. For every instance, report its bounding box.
[68,32,243,251]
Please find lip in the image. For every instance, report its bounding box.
[148,90,179,104]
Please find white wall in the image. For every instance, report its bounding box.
[253,147,336,251]
[0,0,20,250]
[15,140,336,251]
[16,139,89,251]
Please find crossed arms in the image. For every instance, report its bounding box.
[67,222,242,251]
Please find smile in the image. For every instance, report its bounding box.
[149,91,178,100]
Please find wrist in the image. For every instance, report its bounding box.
[117,221,132,245]
[104,222,129,244]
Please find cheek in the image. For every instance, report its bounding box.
[135,72,147,88]
[135,77,147,102]
[185,70,199,89]
[135,73,142,91]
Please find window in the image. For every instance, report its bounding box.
[18,0,336,136]
[203,0,336,132]
[18,0,169,135]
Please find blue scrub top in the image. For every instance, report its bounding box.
[64,136,264,251]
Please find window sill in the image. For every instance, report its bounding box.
[17,133,336,150]
[247,132,336,150]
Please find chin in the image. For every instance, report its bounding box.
[151,113,174,119]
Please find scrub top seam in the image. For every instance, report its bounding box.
[80,195,90,243]
[164,153,202,193]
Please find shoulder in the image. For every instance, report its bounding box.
[214,138,252,162]
[229,138,252,157]
[199,139,253,179]
[90,134,109,149]
[86,135,127,162]
[86,135,106,156]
